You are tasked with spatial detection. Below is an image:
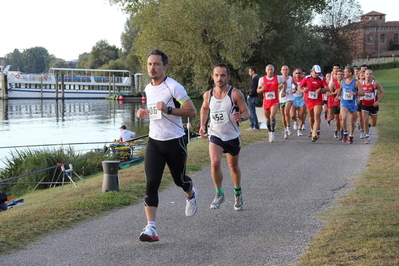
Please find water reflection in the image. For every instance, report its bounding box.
[0,98,202,168]
[0,99,149,167]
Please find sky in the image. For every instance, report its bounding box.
[1,0,399,62]
[351,0,399,21]
[0,0,128,61]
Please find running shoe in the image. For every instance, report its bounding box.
[324,113,327,120]
[139,225,159,242]
[302,124,306,130]
[210,193,225,209]
[364,137,370,144]
[342,133,348,142]
[311,132,318,142]
[234,194,243,211]
[308,131,313,137]
[360,130,365,139]
[297,130,303,136]
[317,131,320,138]
[334,131,338,138]
[284,130,288,139]
[268,132,272,143]
[271,132,275,142]
[293,121,298,130]
[348,136,354,144]
[287,126,292,136]
[327,120,331,126]
[185,187,197,216]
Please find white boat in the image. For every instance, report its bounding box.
[2,67,140,99]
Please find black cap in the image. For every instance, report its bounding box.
[120,125,126,129]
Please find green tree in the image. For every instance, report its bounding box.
[314,0,362,68]
[49,59,69,69]
[87,40,120,69]
[76,52,90,69]
[23,47,52,73]
[4,49,24,72]
[126,0,262,90]
[242,0,329,72]
[120,16,141,74]
[110,0,328,89]
[101,58,127,71]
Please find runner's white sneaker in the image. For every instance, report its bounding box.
[271,132,275,142]
[234,194,243,211]
[210,193,225,209]
[185,187,197,216]
[286,126,292,135]
[297,130,303,136]
[139,225,159,242]
[284,130,288,139]
[268,132,272,143]
[293,121,298,130]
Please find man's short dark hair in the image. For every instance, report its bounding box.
[214,63,230,76]
[333,63,341,68]
[147,49,168,65]
[361,64,369,69]
[345,66,354,75]
[249,66,257,73]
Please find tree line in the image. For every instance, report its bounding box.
[4,0,363,92]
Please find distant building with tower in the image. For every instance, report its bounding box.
[344,11,399,61]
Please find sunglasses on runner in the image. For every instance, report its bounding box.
[295,72,302,74]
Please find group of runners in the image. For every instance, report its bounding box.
[137,49,385,242]
[255,63,385,144]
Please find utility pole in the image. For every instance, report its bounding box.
[378,15,381,60]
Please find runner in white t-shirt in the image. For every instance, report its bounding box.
[136,49,198,242]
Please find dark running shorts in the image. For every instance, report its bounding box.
[361,105,379,115]
[332,106,340,115]
[209,135,241,156]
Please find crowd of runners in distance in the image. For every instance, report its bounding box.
[253,63,385,144]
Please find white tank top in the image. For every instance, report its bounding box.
[208,86,240,141]
[280,76,295,103]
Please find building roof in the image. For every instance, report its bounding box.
[362,11,386,17]
[343,11,399,29]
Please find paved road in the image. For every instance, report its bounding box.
[1,122,374,266]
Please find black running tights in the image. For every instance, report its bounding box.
[144,137,193,207]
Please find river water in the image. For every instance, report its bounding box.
[0,98,202,169]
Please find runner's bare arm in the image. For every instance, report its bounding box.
[233,89,250,122]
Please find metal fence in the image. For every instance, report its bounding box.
[352,55,398,66]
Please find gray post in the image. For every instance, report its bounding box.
[1,73,7,99]
[101,161,120,192]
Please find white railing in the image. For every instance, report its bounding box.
[352,55,398,66]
